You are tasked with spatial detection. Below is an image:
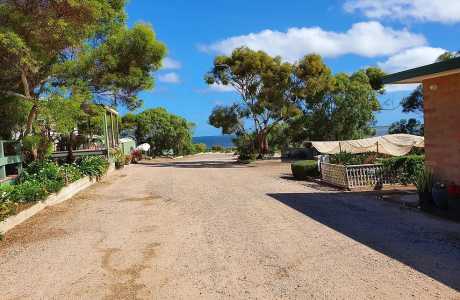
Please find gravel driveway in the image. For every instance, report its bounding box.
[1,153,459,299]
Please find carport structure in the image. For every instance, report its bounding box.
[383,57,460,185]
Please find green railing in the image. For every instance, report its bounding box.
[0,140,22,182]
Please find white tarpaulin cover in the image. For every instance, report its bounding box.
[136,143,151,152]
[311,134,424,156]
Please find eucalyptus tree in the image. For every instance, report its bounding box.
[289,54,382,141]
[205,47,300,155]
[0,0,166,136]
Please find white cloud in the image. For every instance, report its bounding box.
[162,57,182,70]
[385,84,420,92]
[378,46,447,73]
[344,0,460,24]
[199,21,426,62]
[208,83,235,93]
[158,72,181,84]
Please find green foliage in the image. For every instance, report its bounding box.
[208,105,243,135]
[0,157,109,222]
[0,96,31,139]
[291,160,320,180]
[416,167,434,194]
[10,180,48,203]
[233,134,257,159]
[211,145,224,152]
[0,0,166,142]
[330,152,380,165]
[0,184,17,220]
[111,148,125,168]
[193,143,207,153]
[381,155,425,185]
[78,156,109,180]
[388,119,424,136]
[401,85,424,114]
[136,108,195,156]
[61,164,84,183]
[205,47,300,155]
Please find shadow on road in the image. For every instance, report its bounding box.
[138,160,254,169]
[267,191,460,291]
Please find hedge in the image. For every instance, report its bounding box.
[380,155,424,185]
[291,160,320,180]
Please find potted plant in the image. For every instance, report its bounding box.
[448,183,460,219]
[111,149,125,169]
[432,182,448,210]
[416,167,434,211]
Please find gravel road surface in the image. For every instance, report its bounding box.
[1,153,459,299]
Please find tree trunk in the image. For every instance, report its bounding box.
[24,104,38,136]
[256,131,269,157]
[67,131,75,163]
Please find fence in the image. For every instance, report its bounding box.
[0,140,22,182]
[321,163,395,190]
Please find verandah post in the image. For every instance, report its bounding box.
[0,141,5,179]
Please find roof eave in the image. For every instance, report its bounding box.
[382,57,460,85]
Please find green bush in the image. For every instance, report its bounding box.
[0,156,109,222]
[193,143,207,153]
[291,160,320,180]
[19,160,65,193]
[330,152,381,165]
[61,163,84,183]
[0,184,16,221]
[78,156,109,180]
[211,145,224,152]
[238,152,257,162]
[381,155,424,185]
[10,180,48,203]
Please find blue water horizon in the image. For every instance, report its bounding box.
[192,135,236,148]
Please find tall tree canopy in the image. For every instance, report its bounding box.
[289,54,381,142]
[134,108,195,156]
[205,49,383,154]
[0,0,166,137]
[205,47,300,154]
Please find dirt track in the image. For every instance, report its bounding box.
[1,153,459,299]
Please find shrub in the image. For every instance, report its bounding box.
[193,143,207,153]
[19,160,65,193]
[291,160,320,180]
[211,145,224,152]
[330,152,381,165]
[60,163,83,183]
[381,155,424,185]
[10,180,48,203]
[124,155,132,165]
[0,184,16,221]
[238,152,257,162]
[78,156,109,180]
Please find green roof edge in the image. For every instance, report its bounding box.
[382,57,460,84]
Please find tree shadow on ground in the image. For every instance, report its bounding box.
[267,191,460,291]
[138,160,254,169]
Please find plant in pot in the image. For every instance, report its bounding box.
[112,149,125,169]
[447,183,460,219]
[416,167,434,211]
[432,182,448,210]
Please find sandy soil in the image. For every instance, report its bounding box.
[0,153,459,299]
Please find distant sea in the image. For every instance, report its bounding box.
[193,135,235,148]
[193,127,390,148]
[374,126,390,136]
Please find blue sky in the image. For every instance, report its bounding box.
[125,0,460,136]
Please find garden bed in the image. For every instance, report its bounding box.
[0,176,96,234]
